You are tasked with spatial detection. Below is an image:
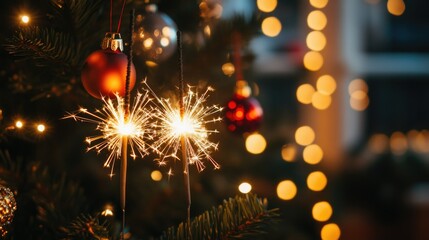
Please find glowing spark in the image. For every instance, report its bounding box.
[149,83,222,172]
[64,91,154,176]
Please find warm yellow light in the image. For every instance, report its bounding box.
[312,201,333,222]
[238,182,252,194]
[350,90,367,100]
[348,79,368,94]
[368,133,389,154]
[245,133,267,154]
[15,120,24,129]
[303,51,324,71]
[261,17,282,37]
[101,204,114,216]
[296,84,315,104]
[204,25,211,37]
[408,130,429,153]
[317,75,336,95]
[277,180,297,200]
[295,126,316,146]
[21,15,30,24]
[321,223,341,240]
[160,37,170,47]
[281,144,297,162]
[387,0,405,16]
[390,131,408,155]
[306,31,327,52]
[117,122,136,136]
[257,0,278,13]
[307,171,328,191]
[303,144,324,164]
[310,0,329,9]
[312,92,332,110]
[222,62,235,76]
[151,170,163,181]
[37,124,46,133]
[307,10,327,31]
[350,96,369,111]
[143,38,154,49]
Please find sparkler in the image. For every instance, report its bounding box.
[64,91,154,177]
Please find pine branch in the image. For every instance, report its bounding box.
[60,214,110,240]
[159,193,280,240]
[4,27,80,71]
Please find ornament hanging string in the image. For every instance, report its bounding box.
[108,0,128,33]
[177,30,192,239]
[119,8,135,240]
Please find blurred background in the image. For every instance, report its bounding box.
[1,0,429,239]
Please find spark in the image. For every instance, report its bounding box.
[64,91,154,176]
[148,83,222,172]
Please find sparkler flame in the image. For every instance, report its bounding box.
[149,84,222,172]
[64,91,154,176]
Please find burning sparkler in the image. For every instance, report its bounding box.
[149,84,222,172]
[64,90,154,177]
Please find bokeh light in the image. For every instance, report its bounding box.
[277,180,297,200]
[348,79,368,94]
[257,0,278,13]
[296,84,316,104]
[303,51,324,71]
[222,62,235,76]
[312,201,333,222]
[307,10,327,31]
[368,133,389,154]
[317,75,336,95]
[37,124,46,133]
[245,133,267,154]
[306,31,327,51]
[312,91,332,110]
[310,0,329,9]
[21,15,30,24]
[307,171,328,191]
[15,120,24,129]
[390,131,408,155]
[238,182,252,194]
[101,204,114,217]
[151,170,163,181]
[303,144,324,164]
[281,144,297,162]
[261,16,282,37]
[387,0,405,16]
[321,223,341,240]
[349,95,369,111]
[295,126,316,146]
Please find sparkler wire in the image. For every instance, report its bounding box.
[177,30,192,239]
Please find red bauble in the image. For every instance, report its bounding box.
[224,94,263,135]
[81,49,136,99]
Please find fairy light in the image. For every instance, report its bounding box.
[387,0,405,16]
[312,201,333,222]
[307,10,327,31]
[309,0,328,9]
[281,144,297,162]
[321,223,341,240]
[149,84,222,172]
[15,120,24,129]
[277,180,297,200]
[295,126,315,146]
[306,31,327,51]
[151,170,163,181]
[312,91,332,110]
[257,0,278,13]
[296,84,316,104]
[303,144,324,164]
[307,171,328,191]
[245,132,267,154]
[20,15,30,24]
[303,51,324,71]
[316,75,336,95]
[261,17,282,37]
[64,90,154,177]
[238,182,252,194]
[36,124,46,133]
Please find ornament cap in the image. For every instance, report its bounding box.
[101,32,124,52]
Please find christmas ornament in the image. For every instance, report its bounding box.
[224,80,263,134]
[81,32,136,99]
[0,186,17,237]
[133,4,177,65]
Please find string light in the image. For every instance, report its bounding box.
[296,84,316,104]
[261,17,282,37]
[307,171,328,191]
[36,124,46,133]
[306,31,327,51]
[20,15,30,24]
[311,91,332,110]
[15,120,24,129]
[312,201,333,222]
[316,75,336,95]
[245,132,267,154]
[303,144,323,164]
[238,182,252,194]
[307,10,327,31]
[309,0,328,9]
[277,180,297,200]
[303,51,324,71]
[257,0,278,13]
[387,0,405,16]
[281,144,297,162]
[151,170,163,181]
[321,223,341,240]
[295,126,315,146]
